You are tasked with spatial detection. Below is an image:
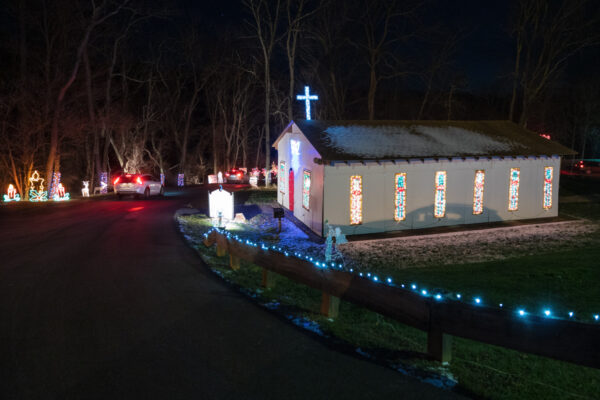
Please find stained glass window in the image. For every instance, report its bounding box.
[394,173,407,221]
[543,166,553,209]
[434,171,447,218]
[279,161,286,194]
[350,175,362,225]
[472,170,485,215]
[508,168,520,211]
[302,170,311,210]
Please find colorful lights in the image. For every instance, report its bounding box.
[160,173,165,186]
[434,171,447,218]
[473,170,485,215]
[100,172,108,194]
[49,172,61,199]
[543,166,553,209]
[518,309,526,316]
[394,173,407,221]
[474,297,481,304]
[28,170,48,202]
[279,161,286,194]
[543,309,552,317]
[177,173,184,187]
[296,86,318,120]
[508,168,520,211]
[3,184,21,202]
[302,170,311,210]
[52,183,70,201]
[350,175,363,225]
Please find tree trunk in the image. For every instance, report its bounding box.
[508,36,522,122]
[367,64,377,120]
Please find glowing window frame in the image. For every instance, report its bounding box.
[508,168,520,211]
[394,173,407,221]
[543,166,553,210]
[472,170,485,215]
[279,161,286,194]
[302,169,311,210]
[434,171,447,218]
[350,175,363,225]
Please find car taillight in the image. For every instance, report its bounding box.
[113,177,120,185]
[237,173,242,178]
[225,173,230,177]
[136,177,143,185]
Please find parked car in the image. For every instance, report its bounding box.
[225,168,248,183]
[114,174,163,199]
[565,160,600,175]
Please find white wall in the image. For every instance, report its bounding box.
[323,155,561,235]
[276,125,324,236]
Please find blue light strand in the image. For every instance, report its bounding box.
[201,227,599,323]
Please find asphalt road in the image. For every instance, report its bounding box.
[0,188,465,400]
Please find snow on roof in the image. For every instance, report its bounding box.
[324,125,516,159]
[285,120,576,161]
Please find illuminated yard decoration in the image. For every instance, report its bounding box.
[434,171,447,218]
[28,170,48,202]
[178,173,184,187]
[279,161,286,194]
[81,181,90,197]
[302,170,311,210]
[394,173,407,221]
[49,172,61,198]
[350,175,363,225]
[543,167,553,209]
[473,170,485,215]
[209,186,234,225]
[3,184,21,202]
[508,168,520,211]
[160,173,165,186]
[290,139,300,156]
[100,172,108,194]
[296,86,318,120]
[52,183,70,201]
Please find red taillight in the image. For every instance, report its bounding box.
[237,173,242,178]
[113,177,120,185]
[136,177,143,185]
[225,173,230,177]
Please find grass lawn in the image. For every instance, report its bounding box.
[180,180,600,399]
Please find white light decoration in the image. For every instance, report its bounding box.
[4,184,21,202]
[249,176,258,187]
[81,181,90,197]
[434,171,447,218]
[209,186,234,225]
[217,171,224,184]
[100,172,108,194]
[472,170,485,215]
[296,86,318,120]
[291,139,301,156]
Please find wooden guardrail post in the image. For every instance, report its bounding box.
[216,235,227,257]
[262,269,274,288]
[229,254,240,270]
[427,306,452,363]
[320,292,340,318]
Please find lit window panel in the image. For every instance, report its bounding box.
[279,161,286,194]
[508,168,520,211]
[394,173,407,221]
[350,175,363,225]
[434,171,447,218]
[472,170,485,215]
[543,166,553,209]
[302,170,311,210]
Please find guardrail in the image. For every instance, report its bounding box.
[203,229,600,368]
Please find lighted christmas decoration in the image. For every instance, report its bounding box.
[3,184,21,202]
[508,168,520,211]
[28,170,48,202]
[52,183,70,201]
[296,86,318,120]
[539,133,551,140]
[394,173,407,221]
[279,161,286,194]
[291,139,300,156]
[178,173,184,187]
[434,171,447,218]
[81,181,90,197]
[473,170,485,215]
[209,186,234,226]
[100,172,108,194]
[49,172,61,198]
[160,173,165,186]
[350,175,363,225]
[302,170,311,210]
[543,167,553,209]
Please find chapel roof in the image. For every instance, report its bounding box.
[285,120,576,161]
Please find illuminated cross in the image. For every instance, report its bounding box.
[296,86,318,120]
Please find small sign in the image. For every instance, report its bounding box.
[208,174,218,184]
[209,187,234,221]
[273,207,284,219]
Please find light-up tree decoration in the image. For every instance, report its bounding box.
[296,86,318,120]
[49,172,61,198]
[350,175,363,225]
[81,181,90,197]
[52,183,70,201]
[394,173,407,221]
[178,173,184,187]
[28,170,48,202]
[100,172,108,194]
[3,184,21,202]
[543,166,553,209]
[302,170,311,210]
[279,161,286,194]
[434,171,447,218]
[473,170,485,215]
[160,173,165,186]
[508,168,520,211]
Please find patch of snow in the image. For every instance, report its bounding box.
[323,125,519,158]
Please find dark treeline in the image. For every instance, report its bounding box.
[0,0,598,196]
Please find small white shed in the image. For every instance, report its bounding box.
[273,120,575,237]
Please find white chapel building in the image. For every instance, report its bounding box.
[273,120,575,237]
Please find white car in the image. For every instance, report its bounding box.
[114,174,164,199]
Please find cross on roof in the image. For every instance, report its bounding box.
[296,86,318,120]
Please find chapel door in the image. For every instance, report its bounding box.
[289,168,294,211]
